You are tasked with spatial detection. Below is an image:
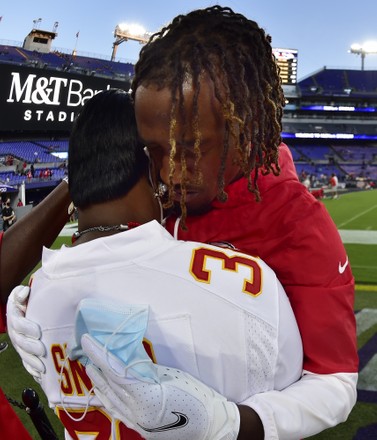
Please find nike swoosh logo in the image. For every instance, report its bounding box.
[138,412,189,432]
[338,257,349,274]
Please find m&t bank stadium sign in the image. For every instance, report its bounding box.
[0,64,130,132]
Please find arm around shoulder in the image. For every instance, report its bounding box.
[0,180,72,303]
[242,371,357,439]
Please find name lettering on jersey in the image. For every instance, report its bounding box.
[143,338,157,363]
[51,344,93,396]
[55,406,138,439]
[51,340,157,397]
[190,247,262,296]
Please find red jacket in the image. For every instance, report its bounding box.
[0,387,32,440]
[0,232,5,333]
[166,143,358,374]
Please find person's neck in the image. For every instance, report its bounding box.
[73,177,160,245]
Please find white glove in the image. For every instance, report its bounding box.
[82,333,240,440]
[6,285,46,382]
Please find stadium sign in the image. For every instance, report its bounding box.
[0,184,17,193]
[0,64,130,132]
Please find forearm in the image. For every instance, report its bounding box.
[237,405,264,439]
[243,371,358,440]
[0,181,71,302]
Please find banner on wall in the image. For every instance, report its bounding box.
[0,64,130,132]
[0,184,17,193]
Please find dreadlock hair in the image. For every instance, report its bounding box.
[131,5,284,225]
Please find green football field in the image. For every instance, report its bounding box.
[310,190,377,439]
[322,189,377,286]
[1,189,377,439]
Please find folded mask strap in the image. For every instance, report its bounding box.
[58,352,95,422]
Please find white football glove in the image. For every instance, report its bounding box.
[82,333,240,440]
[6,285,46,382]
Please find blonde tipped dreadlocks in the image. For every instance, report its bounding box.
[131,5,284,226]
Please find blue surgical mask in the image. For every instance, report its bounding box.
[69,298,158,383]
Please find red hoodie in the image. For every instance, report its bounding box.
[166,143,358,374]
[0,232,5,333]
[0,387,32,440]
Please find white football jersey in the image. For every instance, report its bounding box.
[27,220,302,439]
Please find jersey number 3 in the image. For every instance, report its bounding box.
[190,247,262,296]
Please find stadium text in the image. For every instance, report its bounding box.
[23,109,77,122]
[0,63,129,132]
[6,72,112,106]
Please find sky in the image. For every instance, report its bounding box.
[1,0,377,80]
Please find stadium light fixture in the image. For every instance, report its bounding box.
[32,18,42,30]
[349,42,377,70]
[111,23,152,61]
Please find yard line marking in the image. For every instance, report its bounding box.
[338,230,377,244]
[338,204,377,228]
[356,285,377,292]
[357,354,377,392]
[352,265,377,269]
[59,222,78,236]
[355,308,377,336]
